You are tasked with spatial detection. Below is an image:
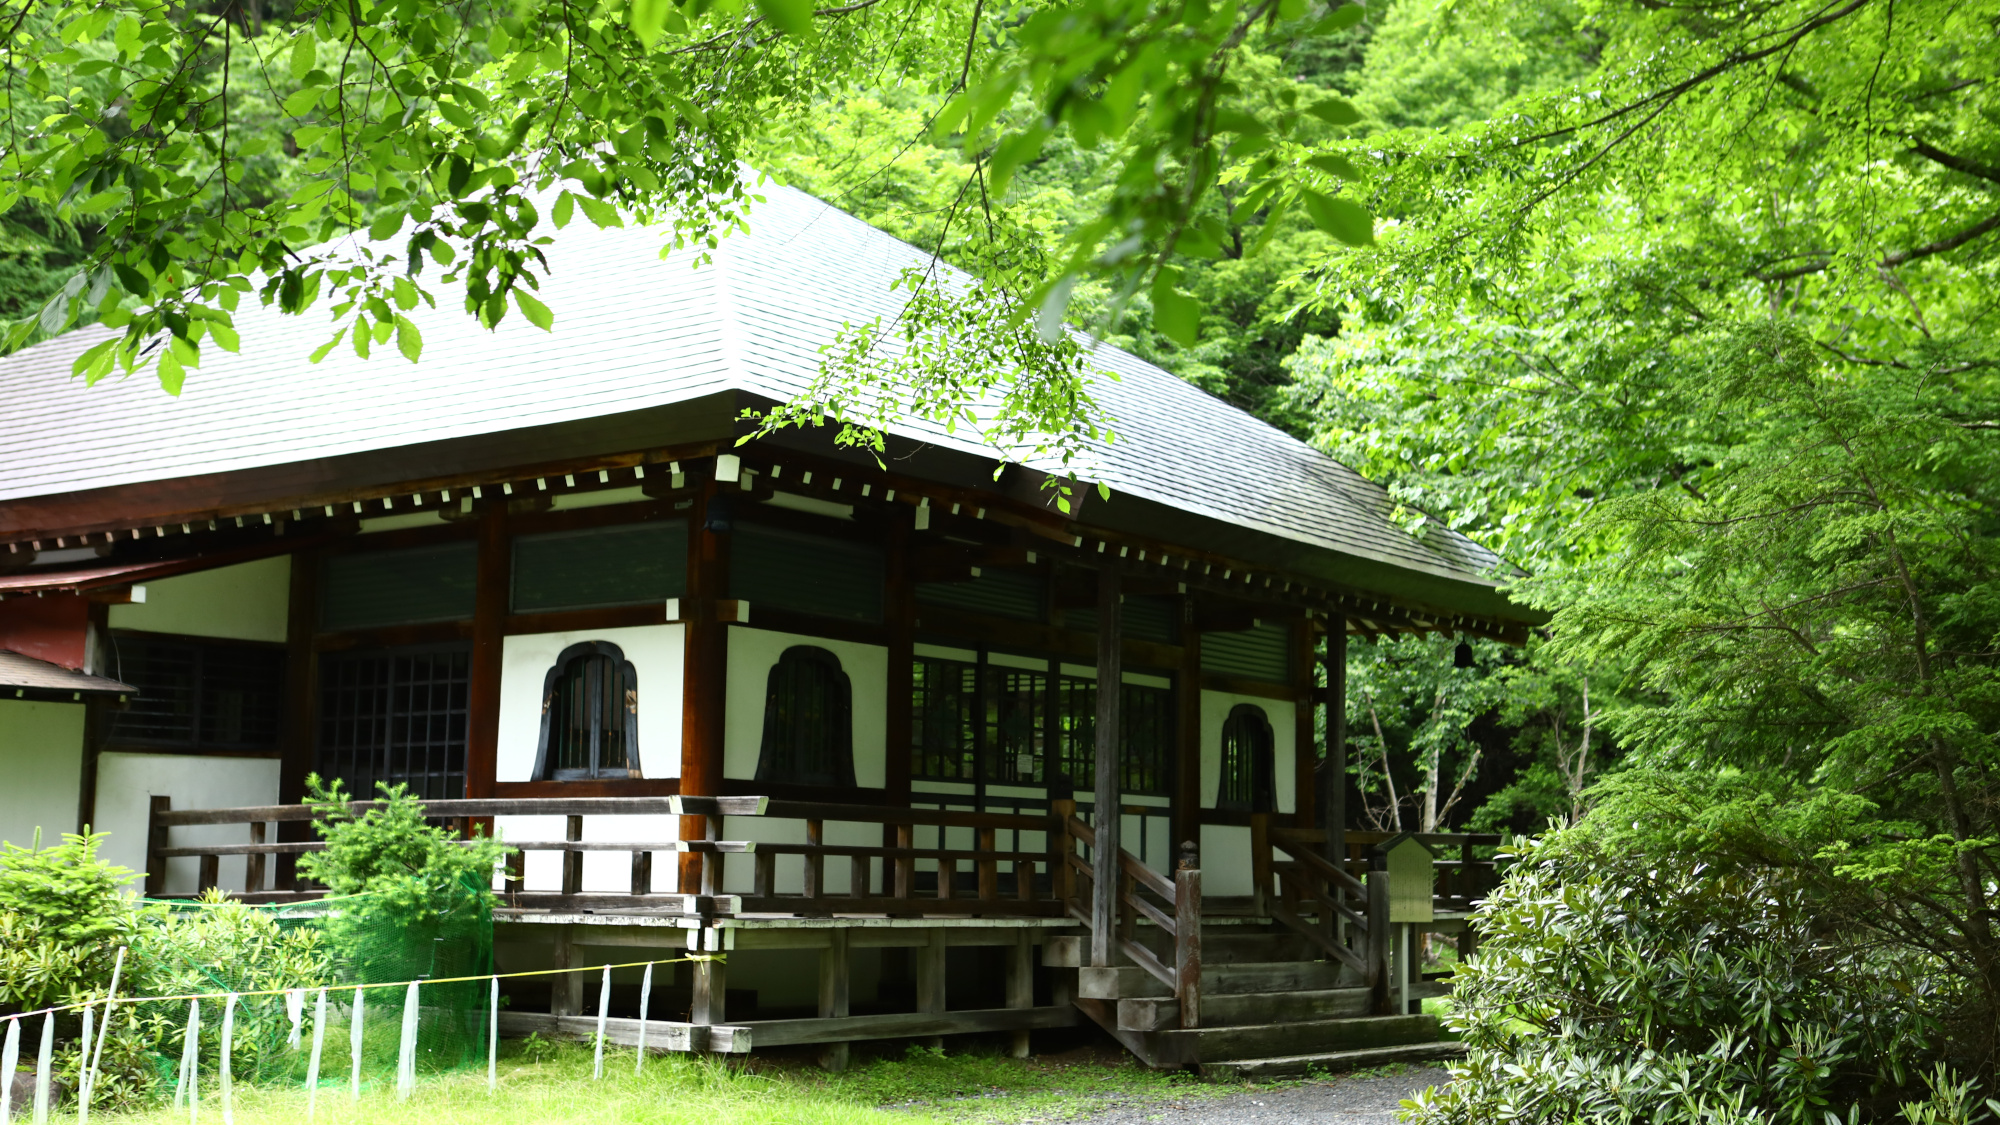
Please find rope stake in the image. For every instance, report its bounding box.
[305,988,327,1120]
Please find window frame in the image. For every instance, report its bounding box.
[755,645,857,788]
[1216,702,1277,813]
[532,640,643,781]
[105,629,289,753]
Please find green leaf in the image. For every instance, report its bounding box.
[310,327,348,363]
[513,290,554,331]
[574,195,622,229]
[552,190,575,230]
[1301,190,1374,246]
[629,0,670,45]
[1313,3,1366,32]
[1307,98,1361,127]
[1307,153,1361,180]
[368,210,404,242]
[157,348,184,395]
[282,87,322,118]
[288,36,315,82]
[754,0,815,38]
[208,321,240,353]
[1151,269,1201,348]
[70,337,117,379]
[395,314,422,361]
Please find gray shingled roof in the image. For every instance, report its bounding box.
[0,178,1503,594]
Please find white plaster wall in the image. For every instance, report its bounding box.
[1199,691,1296,815]
[92,752,281,894]
[0,701,84,852]
[495,624,684,782]
[108,556,291,642]
[1197,690,1297,897]
[723,626,886,788]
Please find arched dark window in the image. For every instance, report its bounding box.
[534,641,640,780]
[756,646,855,788]
[1217,704,1275,812]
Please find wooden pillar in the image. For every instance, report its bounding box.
[680,478,729,893]
[916,928,946,1050]
[1293,618,1316,831]
[1323,626,1348,866]
[817,930,851,1070]
[551,924,579,1016]
[1005,930,1033,1058]
[1172,596,1202,870]
[465,501,509,801]
[276,547,320,889]
[144,795,171,897]
[1090,565,1122,968]
[884,506,914,807]
[692,954,727,1029]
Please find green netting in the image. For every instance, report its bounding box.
[131,888,492,1093]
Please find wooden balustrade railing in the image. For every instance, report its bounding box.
[1052,799,1202,1028]
[143,794,1066,917]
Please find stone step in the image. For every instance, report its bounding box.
[1117,987,1371,1031]
[1197,1040,1469,1079]
[1046,930,1326,969]
[1079,960,1346,1000]
[1152,1013,1442,1066]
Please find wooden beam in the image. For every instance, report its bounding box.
[916,927,946,1050]
[742,1005,1075,1048]
[1294,618,1316,831]
[1006,929,1033,1058]
[1091,564,1122,968]
[818,929,850,1070]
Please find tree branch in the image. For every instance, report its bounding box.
[1908,138,2000,185]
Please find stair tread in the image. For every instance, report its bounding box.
[1198,1041,1467,1078]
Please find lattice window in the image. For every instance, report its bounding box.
[534,641,640,780]
[315,645,470,800]
[1054,678,1172,797]
[109,632,286,750]
[1217,703,1276,812]
[982,666,1047,785]
[756,646,855,787]
[912,657,977,781]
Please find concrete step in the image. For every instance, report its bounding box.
[1080,959,1347,1000]
[1152,1013,1442,1066]
[1197,1040,1468,1079]
[1117,987,1371,1031]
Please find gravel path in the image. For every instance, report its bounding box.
[1057,1067,1450,1125]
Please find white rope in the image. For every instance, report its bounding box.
[1,1017,20,1123]
[286,989,306,1050]
[395,981,419,1100]
[635,962,653,1073]
[305,988,327,1120]
[592,966,610,1080]
[219,994,236,1125]
[33,1011,53,1125]
[173,1000,200,1119]
[348,987,364,1104]
[486,977,498,1094]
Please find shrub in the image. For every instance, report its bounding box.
[296,775,510,925]
[1403,828,1994,1125]
[0,830,136,1014]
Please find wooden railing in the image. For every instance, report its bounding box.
[1052,798,1203,1028]
[143,794,1068,917]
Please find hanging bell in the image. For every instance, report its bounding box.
[1453,639,1475,669]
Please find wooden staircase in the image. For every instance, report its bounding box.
[1051,805,1466,1075]
[1046,928,1462,1075]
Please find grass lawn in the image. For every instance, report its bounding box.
[91,1038,1236,1125]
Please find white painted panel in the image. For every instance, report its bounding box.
[92,752,281,894]
[0,700,84,852]
[109,556,290,642]
[1200,824,1254,897]
[718,814,881,895]
[495,624,684,781]
[1199,690,1297,814]
[492,812,681,894]
[724,626,887,788]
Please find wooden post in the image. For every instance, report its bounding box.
[466,501,509,805]
[916,928,946,1051]
[551,924,578,1016]
[505,850,525,899]
[691,954,727,1030]
[1366,869,1392,1014]
[1295,618,1317,831]
[701,814,724,896]
[1005,930,1033,1058]
[680,477,729,895]
[1323,627,1348,867]
[817,930,850,1071]
[753,851,776,897]
[884,507,914,808]
[275,547,320,889]
[804,819,825,902]
[850,855,870,899]
[630,850,652,896]
[1248,812,1271,918]
[562,815,583,897]
[1172,599,1202,874]
[893,823,914,901]
[1050,799,1076,907]
[1090,564,1122,967]
[246,821,266,894]
[1174,842,1202,1030]
[976,827,998,903]
[145,795,171,897]
[197,854,218,895]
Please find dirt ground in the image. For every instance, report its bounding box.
[1057,1067,1451,1125]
